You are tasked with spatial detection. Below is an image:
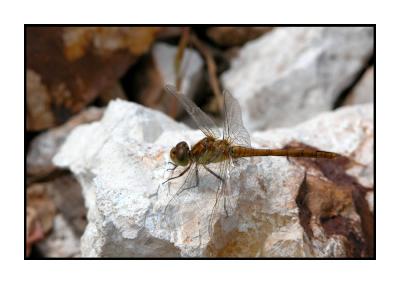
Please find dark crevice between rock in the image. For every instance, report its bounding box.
[333,54,375,109]
[28,245,44,259]
[295,174,313,239]
[120,53,153,103]
[26,131,41,158]
[288,142,374,257]
[320,215,366,258]
[27,169,72,187]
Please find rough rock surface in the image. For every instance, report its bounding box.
[26,27,159,130]
[54,100,373,257]
[27,107,103,179]
[222,27,374,131]
[344,66,374,106]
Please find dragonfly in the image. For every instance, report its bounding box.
[162,84,338,236]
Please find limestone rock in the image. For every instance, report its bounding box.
[54,100,373,257]
[27,107,103,179]
[222,27,374,131]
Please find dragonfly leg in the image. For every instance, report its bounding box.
[203,165,231,217]
[202,165,224,181]
[163,165,199,216]
[167,162,178,172]
[179,165,199,192]
[162,163,191,184]
[173,165,199,195]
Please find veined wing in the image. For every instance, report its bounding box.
[222,89,251,147]
[162,164,202,236]
[165,85,221,139]
[208,157,237,238]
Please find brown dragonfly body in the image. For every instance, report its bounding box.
[179,136,337,167]
[163,85,338,234]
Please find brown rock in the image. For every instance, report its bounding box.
[97,82,127,105]
[26,70,56,130]
[26,27,160,130]
[47,175,87,236]
[26,183,57,239]
[292,146,373,257]
[207,27,272,47]
[26,206,45,256]
[27,174,87,257]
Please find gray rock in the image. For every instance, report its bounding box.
[37,214,81,257]
[153,43,203,97]
[344,66,374,106]
[133,43,204,117]
[54,100,373,257]
[27,107,103,179]
[222,27,374,130]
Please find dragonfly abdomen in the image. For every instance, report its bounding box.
[231,146,338,159]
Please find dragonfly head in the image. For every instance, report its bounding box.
[170,141,190,167]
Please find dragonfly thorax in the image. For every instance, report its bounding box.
[170,141,191,167]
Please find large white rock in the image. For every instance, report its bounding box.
[54,100,373,257]
[222,27,374,130]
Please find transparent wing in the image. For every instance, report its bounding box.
[208,158,236,237]
[162,165,212,243]
[165,85,221,139]
[164,164,199,216]
[222,89,251,147]
[162,165,200,235]
[162,160,238,240]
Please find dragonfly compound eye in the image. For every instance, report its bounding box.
[173,141,190,166]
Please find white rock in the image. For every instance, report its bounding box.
[54,100,373,257]
[27,107,103,178]
[222,27,374,130]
